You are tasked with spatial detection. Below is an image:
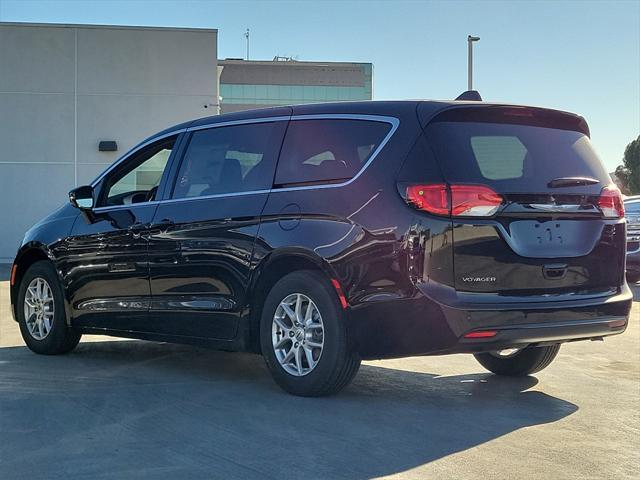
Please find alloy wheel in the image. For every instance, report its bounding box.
[23,277,55,340]
[272,293,324,376]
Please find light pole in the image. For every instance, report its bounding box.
[467,35,480,91]
[245,28,250,60]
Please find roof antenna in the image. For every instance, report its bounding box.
[456,35,482,101]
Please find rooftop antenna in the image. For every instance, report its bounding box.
[244,28,250,60]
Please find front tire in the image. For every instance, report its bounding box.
[17,261,81,355]
[474,344,560,376]
[260,270,360,396]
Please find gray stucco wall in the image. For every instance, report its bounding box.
[0,23,218,262]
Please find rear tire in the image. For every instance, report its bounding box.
[17,261,81,355]
[474,344,560,376]
[260,270,360,396]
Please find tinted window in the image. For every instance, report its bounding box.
[172,121,287,199]
[275,119,391,186]
[103,136,175,206]
[425,122,611,193]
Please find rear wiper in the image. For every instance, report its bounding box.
[547,176,600,188]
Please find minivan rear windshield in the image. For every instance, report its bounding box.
[424,121,611,193]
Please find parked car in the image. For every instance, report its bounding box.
[10,99,632,396]
[625,198,640,283]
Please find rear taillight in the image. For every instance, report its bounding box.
[405,184,503,217]
[406,184,449,215]
[450,185,503,217]
[597,185,624,219]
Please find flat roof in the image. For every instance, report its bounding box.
[219,59,371,67]
[0,22,217,33]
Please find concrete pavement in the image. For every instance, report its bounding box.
[0,277,638,479]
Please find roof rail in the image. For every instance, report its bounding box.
[455,90,482,101]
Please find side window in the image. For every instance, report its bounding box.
[102,136,176,206]
[274,119,392,187]
[172,121,287,199]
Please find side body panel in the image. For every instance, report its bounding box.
[148,195,266,339]
[63,203,157,330]
[253,103,459,358]
[146,112,291,340]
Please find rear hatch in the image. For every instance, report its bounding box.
[421,105,626,297]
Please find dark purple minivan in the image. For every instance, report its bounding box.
[11,99,632,395]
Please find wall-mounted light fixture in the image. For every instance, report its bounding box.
[98,141,118,152]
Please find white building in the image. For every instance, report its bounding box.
[0,23,218,262]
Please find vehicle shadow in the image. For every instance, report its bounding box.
[0,341,577,480]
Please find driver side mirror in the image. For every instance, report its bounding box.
[69,185,95,210]
[69,185,96,224]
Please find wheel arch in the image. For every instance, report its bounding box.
[11,243,71,325]
[246,248,342,354]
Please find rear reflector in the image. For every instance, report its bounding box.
[405,184,503,217]
[597,185,624,219]
[464,330,497,339]
[330,278,348,309]
[608,319,627,328]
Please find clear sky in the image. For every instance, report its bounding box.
[1,0,638,171]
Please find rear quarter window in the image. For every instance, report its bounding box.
[274,119,392,187]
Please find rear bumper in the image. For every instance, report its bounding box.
[348,283,633,359]
[453,316,627,353]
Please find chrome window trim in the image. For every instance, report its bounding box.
[186,115,291,132]
[92,188,275,213]
[93,201,162,213]
[89,113,400,212]
[273,114,399,192]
